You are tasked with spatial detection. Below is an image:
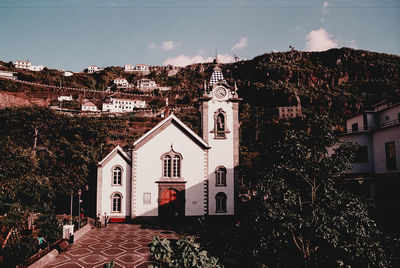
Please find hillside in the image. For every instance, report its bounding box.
[1,48,399,116]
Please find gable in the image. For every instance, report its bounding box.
[133,114,209,151]
[97,145,131,167]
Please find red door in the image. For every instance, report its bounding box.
[159,188,184,218]
[160,189,177,206]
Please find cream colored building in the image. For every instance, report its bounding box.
[341,102,400,199]
[97,62,241,222]
[102,97,146,113]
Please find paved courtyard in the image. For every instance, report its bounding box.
[45,223,182,268]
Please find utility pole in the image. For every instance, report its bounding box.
[69,190,73,225]
[78,189,82,229]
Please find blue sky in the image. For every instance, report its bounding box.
[0,0,399,71]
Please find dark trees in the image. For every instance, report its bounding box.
[241,112,389,267]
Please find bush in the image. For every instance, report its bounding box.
[36,214,62,244]
[148,236,223,268]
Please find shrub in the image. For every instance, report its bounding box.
[148,236,223,268]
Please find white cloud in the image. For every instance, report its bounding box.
[164,54,234,67]
[148,42,156,50]
[322,1,330,14]
[232,37,248,51]
[349,40,357,48]
[162,41,180,51]
[305,28,338,51]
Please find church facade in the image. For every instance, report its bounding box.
[96,63,241,222]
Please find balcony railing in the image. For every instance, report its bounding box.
[345,119,399,134]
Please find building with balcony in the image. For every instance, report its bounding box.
[14,60,32,69]
[137,79,157,91]
[341,102,400,232]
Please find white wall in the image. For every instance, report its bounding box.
[207,99,235,215]
[378,106,400,127]
[373,126,400,174]
[97,152,131,219]
[346,114,364,132]
[134,123,206,217]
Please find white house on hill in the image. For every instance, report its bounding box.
[113,78,129,87]
[82,101,98,112]
[97,60,241,222]
[102,97,146,113]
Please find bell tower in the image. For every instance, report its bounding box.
[199,58,241,216]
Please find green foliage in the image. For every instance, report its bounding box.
[36,213,62,243]
[0,235,38,267]
[241,112,390,267]
[148,236,223,268]
[0,106,109,195]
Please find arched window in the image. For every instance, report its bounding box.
[161,146,182,179]
[163,155,171,177]
[112,193,122,212]
[215,192,227,213]
[113,166,122,185]
[213,109,229,139]
[215,166,226,186]
[172,155,181,177]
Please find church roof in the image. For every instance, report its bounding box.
[209,66,227,87]
[97,145,131,167]
[133,114,209,150]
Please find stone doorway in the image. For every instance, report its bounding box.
[158,183,185,219]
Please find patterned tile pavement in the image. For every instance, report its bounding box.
[45,224,182,268]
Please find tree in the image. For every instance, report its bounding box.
[242,112,389,267]
[148,236,223,268]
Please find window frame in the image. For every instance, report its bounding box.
[385,141,397,171]
[111,192,122,213]
[351,123,359,132]
[161,148,183,179]
[215,166,227,186]
[112,166,123,186]
[215,192,227,213]
[213,109,230,139]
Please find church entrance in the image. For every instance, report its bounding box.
[158,184,185,219]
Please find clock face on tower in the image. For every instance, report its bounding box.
[214,86,227,99]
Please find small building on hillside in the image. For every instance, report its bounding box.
[64,71,73,77]
[124,64,135,72]
[102,97,146,113]
[135,64,149,72]
[14,60,44,71]
[88,65,100,73]
[58,95,73,102]
[114,78,129,87]
[14,60,31,69]
[82,101,99,112]
[0,70,17,80]
[29,65,44,71]
[137,79,157,91]
[277,94,302,120]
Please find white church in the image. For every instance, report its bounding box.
[96,60,241,222]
